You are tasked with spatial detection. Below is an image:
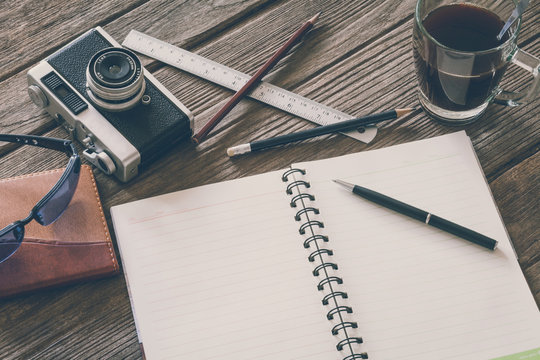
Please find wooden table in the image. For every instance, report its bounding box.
[0,1,538,358]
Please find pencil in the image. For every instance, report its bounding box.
[192,12,321,145]
[333,179,498,250]
[227,108,413,157]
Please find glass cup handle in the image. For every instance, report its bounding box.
[494,48,540,106]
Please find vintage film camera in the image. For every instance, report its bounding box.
[27,27,193,182]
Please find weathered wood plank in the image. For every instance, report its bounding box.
[0,276,139,359]
[0,0,537,227]
[104,0,279,51]
[1,0,538,201]
[0,0,146,81]
[0,0,538,358]
[144,9,537,185]
[491,151,540,306]
[1,0,537,143]
[1,0,537,160]
[128,0,537,190]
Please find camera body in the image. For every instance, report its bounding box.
[27,27,193,182]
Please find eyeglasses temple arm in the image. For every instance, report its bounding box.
[0,134,76,157]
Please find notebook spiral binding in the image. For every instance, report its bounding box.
[282,168,368,360]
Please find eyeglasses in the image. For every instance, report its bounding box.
[0,134,81,264]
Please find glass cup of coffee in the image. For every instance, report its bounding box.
[413,0,539,125]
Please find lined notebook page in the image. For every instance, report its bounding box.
[111,171,339,360]
[292,131,540,359]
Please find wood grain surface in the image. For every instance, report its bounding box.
[0,0,538,358]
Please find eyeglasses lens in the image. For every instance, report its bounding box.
[0,223,24,263]
[36,165,80,226]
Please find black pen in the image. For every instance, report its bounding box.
[333,179,498,250]
[227,108,414,157]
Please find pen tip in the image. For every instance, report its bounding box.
[333,179,355,191]
[309,12,322,24]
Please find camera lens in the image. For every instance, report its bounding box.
[86,47,145,112]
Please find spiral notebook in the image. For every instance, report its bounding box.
[110,131,540,360]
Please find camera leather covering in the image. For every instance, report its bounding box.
[0,165,119,298]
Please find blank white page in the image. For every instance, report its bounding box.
[292,131,540,359]
[111,170,340,360]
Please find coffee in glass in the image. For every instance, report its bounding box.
[413,0,539,124]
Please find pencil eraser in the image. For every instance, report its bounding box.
[227,143,251,157]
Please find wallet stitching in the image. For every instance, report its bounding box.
[88,168,119,272]
[0,167,64,183]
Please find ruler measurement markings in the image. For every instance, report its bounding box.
[123,30,376,143]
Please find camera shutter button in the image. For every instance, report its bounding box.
[28,85,48,108]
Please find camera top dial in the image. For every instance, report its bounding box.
[86,47,146,112]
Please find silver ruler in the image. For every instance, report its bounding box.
[122,30,376,143]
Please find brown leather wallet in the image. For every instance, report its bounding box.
[0,165,119,298]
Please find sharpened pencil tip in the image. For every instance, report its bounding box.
[395,108,416,117]
[309,12,322,24]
